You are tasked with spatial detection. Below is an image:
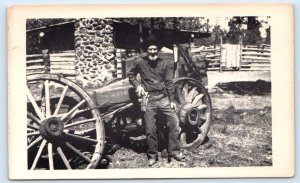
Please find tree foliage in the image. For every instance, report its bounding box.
[114,17,209,32]
[195,24,226,47]
[26,19,75,30]
[224,16,263,45]
[265,27,271,44]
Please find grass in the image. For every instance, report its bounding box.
[100,88,272,168]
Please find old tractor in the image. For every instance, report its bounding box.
[26,45,212,170]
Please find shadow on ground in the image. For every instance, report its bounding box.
[216,80,271,95]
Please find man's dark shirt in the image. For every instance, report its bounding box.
[127,56,175,102]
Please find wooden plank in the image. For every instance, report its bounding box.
[27,65,45,70]
[116,62,122,69]
[26,70,45,74]
[65,76,76,81]
[27,59,44,64]
[241,65,270,68]
[208,63,220,66]
[241,52,271,57]
[51,65,76,70]
[206,54,221,58]
[247,64,270,67]
[245,45,263,48]
[51,61,75,65]
[240,68,270,71]
[50,70,77,76]
[50,57,75,62]
[50,52,75,57]
[241,56,271,61]
[241,60,271,64]
[206,58,221,62]
[207,67,220,71]
[26,54,43,60]
[26,70,45,75]
[241,64,250,66]
[244,46,271,50]
[201,49,221,53]
[242,48,270,52]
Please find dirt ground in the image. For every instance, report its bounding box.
[98,71,272,168]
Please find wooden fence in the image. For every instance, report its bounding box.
[240,44,271,71]
[115,49,126,79]
[191,44,270,71]
[191,46,222,71]
[27,44,270,81]
[26,50,77,79]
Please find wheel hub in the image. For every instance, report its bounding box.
[179,103,201,126]
[39,117,64,142]
[186,107,200,126]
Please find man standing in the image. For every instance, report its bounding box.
[127,34,185,166]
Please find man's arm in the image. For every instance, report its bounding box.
[127,60,145,97]
[127,61,140,88]
[164,61,175,102]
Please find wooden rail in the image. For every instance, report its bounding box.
[191,44,271,71]
[26,50,77,79]
[191,46,222,71]
[240,45,271,71]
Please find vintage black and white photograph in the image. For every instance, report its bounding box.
[8,4,294,179]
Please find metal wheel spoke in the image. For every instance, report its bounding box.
[53,85,69,116]
[48,143,54,170]
[28,136,43,150]
[64,133,98,144]
[27,112,41,125]
[27,124,39,131]
[28,131,40,137]
[65,142,91,163]
[61,99,86,122]
[26,86,44,120]
[65,118,96,129]
[30,140,47,170]
[57,147,72,169]
[44,80,51,118]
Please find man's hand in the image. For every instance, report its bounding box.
[136,85,145,97]
[170,101,178,111]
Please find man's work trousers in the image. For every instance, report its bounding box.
[144,95,181,159]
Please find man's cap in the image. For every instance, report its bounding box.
[143,34,162,50]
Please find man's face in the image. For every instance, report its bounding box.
[147,45,158,61]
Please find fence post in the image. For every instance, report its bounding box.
[138,20,144,54]
[42,49,50,73]
[189,34,195,48]
[38,32,50,73]
[116,49,123,79]
[173,44,179,78]
[121,50,126,79]
[238,35,242,70]
[219,36,223,72]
